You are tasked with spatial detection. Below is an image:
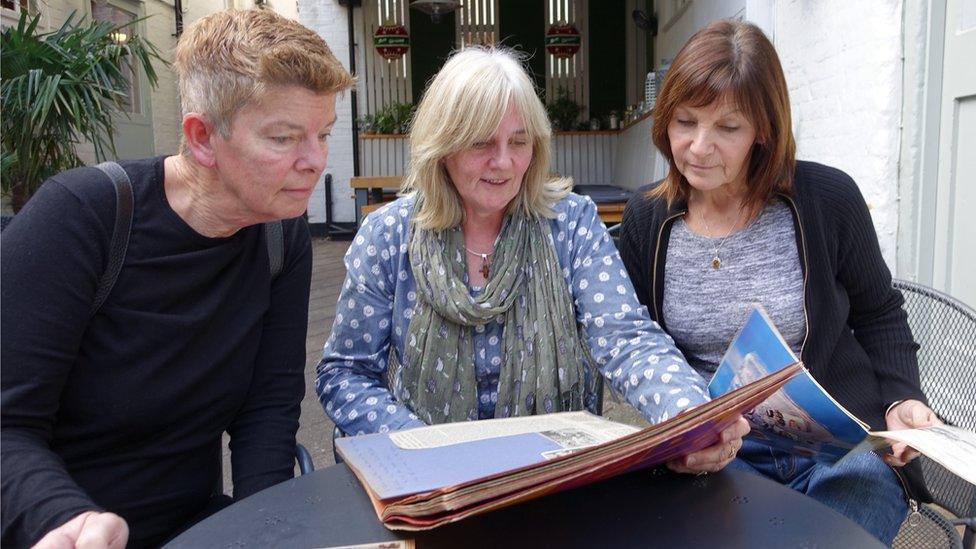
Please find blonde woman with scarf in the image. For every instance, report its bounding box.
[316,47,745,476]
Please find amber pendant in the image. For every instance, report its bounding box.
[711,256,722,269]
[479,254,491,278]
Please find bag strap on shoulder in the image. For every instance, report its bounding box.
[91,162,133,318]
[265,220,284,281]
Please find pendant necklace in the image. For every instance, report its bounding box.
[698,207,744,270]
[464,246,494,278]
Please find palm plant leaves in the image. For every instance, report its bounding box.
[1,10,164,209]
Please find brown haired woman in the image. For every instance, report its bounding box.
[618,20,938,545]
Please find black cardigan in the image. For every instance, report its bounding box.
[618,160,927,431]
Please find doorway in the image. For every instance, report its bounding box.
[899,0,976,308]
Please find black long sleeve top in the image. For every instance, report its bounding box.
[1,157,311,547]
[618,160,927,431]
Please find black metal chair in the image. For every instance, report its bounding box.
[891,279,976,549]
[295,443,315,475]
[217,442,315,496]
[606,222,621,249]
[332,425,345,465]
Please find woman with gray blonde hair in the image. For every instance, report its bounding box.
[317,47,746,472]
[2,9,353,548]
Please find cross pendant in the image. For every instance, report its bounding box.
[479,254,491,278]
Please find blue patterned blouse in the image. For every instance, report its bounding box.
[316,193,708,435]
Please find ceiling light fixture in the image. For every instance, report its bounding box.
[410,0,460,23]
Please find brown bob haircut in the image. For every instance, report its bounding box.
[650,19,796,209]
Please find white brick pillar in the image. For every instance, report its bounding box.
[301,0,358,226]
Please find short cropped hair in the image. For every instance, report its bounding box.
[650,19,795,209]
[173,9,354,143]
[403,46,570,231]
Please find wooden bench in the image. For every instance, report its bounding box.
[360,202,390,216]
[595,202,626,224]
[351,176,402,224]
[572,184,631,226]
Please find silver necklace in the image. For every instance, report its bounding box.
[698,208,744,269]
[464,246,493,278]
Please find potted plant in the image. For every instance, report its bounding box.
[546,88,583,131]
[373,110,396,134]
[1,12,162,212]
[357,102,416,135]
[357,114,377,133]
[391,102,416,134]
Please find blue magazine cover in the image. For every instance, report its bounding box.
[708,307,871,462]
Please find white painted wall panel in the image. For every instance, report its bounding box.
[612,115,663,190]
[774,0,903,266]
[551,132,617,186]
[654,0,746,67]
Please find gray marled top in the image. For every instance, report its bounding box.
[663,201,806,380]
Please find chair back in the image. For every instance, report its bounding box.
[893,279,976,521]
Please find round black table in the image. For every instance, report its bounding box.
[166,464,884,548]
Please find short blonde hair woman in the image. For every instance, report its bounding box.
[317,47,747,478]
[1,9,352,547]
[174,8,355,140]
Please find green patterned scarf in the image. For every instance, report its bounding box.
[390,208,592,424]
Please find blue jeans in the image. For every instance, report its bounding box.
[728,439,908,546]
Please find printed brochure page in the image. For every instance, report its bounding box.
[872,425,976,485]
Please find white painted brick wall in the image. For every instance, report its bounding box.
[655,0,747,66]
[774,0,903,267]
[301,0,356,224]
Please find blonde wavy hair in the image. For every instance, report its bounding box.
[173,9,355,148]
[403,46,571,231]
